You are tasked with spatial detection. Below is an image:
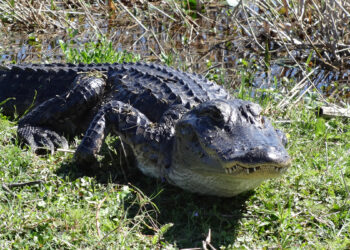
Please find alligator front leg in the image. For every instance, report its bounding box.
[75,100,150,167]
[18,75,107,153]
[75,100,173,172]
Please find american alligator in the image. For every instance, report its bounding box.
[0,62,291,197]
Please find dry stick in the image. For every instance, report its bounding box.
[201,64,224,75]
[149,47,163,61]
[115,0,149,31]
[96,196,107,238]
[298,0,305,20]
[291,82,314,105]
[317,106,350,118]
[284,2,339,101]
[242,4,264,51]
[57,148,75,153]
[246,3,302,45]
[257,3,328,108]
[202,228,216,250]
[2,3,25,24]
[193,37,236,68]
[247,7,307,108]
[1,184,14,195]
[27,1,44,27]
[335,0,350,18]
[42,7,76,30]
[37,2,46,26]
[78,0,103,35]
[148,2,176,21]
[2,180,43,189]
[168,0,199,33]
[130,31,148,49]
[39,9,95,15]
[2,1,63,30]
[309,0,323,16]
[302,27,339,71]
[336,46,350,53]
[147,11,166,56]
[275,67,316,109]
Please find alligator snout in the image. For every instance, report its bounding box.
[219,145,291,178]
[220,145,291,167]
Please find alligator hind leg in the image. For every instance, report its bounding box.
[18,75,107,153]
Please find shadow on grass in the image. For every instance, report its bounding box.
[57,156,251,248]
[150,184,252,248]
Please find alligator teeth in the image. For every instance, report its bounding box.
[275,167,284,173]
[225,165,285,175]
[225,165,266,175]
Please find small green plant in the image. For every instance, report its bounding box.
[236,58,257,100]
[181,0,203,18]
[59,36,140,64]
[205,60,226,86]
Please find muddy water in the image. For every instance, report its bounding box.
[0,2,348,102]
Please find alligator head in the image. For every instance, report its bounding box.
[169,99,291,197]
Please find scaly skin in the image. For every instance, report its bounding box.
[0,62,291,197]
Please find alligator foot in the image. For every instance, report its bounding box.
[18,125,68,154]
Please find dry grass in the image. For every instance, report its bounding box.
[233,0,350,109]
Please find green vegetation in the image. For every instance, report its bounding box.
[0,120,166,248]
[59,36,140,64]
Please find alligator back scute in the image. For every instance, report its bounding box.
[0,65,80,116]
[106,62,229,122]
[0,62,231,118]
[0,63,118,116]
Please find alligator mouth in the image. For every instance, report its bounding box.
[224,163,289,175]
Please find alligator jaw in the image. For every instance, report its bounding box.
[223,160,291,177]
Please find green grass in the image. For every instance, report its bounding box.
[0,115,170,248]
[0,38,349,249]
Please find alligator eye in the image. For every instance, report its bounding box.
[211,111,222,120]
[199,108,223,121]
[224,125,232,132]
[179,124,192,136]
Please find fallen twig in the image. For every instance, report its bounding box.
[202,228,216,250]
[2,180,43,190]
[316,106,350,118]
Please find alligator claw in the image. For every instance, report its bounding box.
[17,126,68,154]
[74,145,99,173]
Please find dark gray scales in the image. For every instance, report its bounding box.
[0,62,291,197]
